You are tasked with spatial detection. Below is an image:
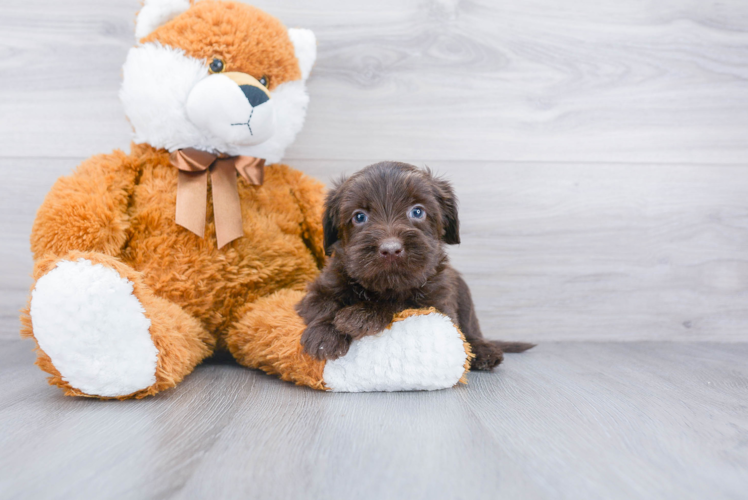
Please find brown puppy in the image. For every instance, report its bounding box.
[296,161,534,369]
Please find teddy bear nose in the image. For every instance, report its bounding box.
[239,85,270,107]
[379,239,404,259]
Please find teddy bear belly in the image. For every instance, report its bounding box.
[121,217,320,335]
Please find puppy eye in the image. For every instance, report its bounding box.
[209,58,225,73]
[258,75,269,87]
[352,211,368,225]
[409,206,426,219]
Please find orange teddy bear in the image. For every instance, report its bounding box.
[22,0,472,399]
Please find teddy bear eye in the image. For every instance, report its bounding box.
[259,75,268,87]
[209,58,225,73]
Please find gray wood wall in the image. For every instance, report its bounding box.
[2,0,747,341]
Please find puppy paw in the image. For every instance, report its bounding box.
[332,304,392,339]
[301,323,352,360]
[469,340,505,371]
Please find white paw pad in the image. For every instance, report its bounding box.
[30,259,158,397]
[323,312,468,392]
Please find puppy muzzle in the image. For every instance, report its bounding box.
[185,72,275,146]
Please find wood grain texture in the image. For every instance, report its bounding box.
[1,0,748,162]
[4,158,747,341]
[2,1,748,499]
[299,160,748,341]
[1,339,746,499]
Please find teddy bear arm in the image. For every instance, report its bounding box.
[30,150,140,261]
[286,168,327,269]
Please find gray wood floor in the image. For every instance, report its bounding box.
[1,0,748,498]
[1,340,747,500]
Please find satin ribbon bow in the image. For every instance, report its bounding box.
[170,148,265,249]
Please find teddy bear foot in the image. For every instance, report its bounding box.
[322,311,471,392]
[228,291,472,392]
[29,258,159,398]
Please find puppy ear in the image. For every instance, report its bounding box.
[430,172,460,245]
[322,181,344,256]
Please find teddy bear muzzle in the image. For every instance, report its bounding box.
[185,72,276,147]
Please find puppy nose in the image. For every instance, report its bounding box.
[379,239,403,258]
[239,84,270,107]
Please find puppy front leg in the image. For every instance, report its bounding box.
[301,319,352,360]
[297,288,352,360]
[333,303,399,340]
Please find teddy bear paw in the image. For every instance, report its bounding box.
[30,259,158,397]
[322,312,469,392]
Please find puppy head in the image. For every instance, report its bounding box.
[324,162,460,293]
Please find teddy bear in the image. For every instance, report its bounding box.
[21,0,472,399]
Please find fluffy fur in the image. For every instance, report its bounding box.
[121,44,210,152]
[287,28,317,81]
[135,0,191,40]
[230,79,309,162]
[23,0,475,398]
[30,144,325,333]
[225,289,327,390]
[297,162,534,368]
[30,258,157,397]
[122,0,315,161]
[224,294,472,392]
[23,250,216,400]
[141,1,302,88]
[323,309,471,392]
[23,142,327,397]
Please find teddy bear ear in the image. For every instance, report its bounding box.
[288,28,317,81]
[135,0,192,40]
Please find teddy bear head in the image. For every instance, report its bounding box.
[120,0,316,163]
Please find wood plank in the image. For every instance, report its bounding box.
[4,157,747,341]
[1,0,748,162]
[304,160,748,341]
[1,339,746,499]
[0,157,77,340]
[459,342,748,499]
